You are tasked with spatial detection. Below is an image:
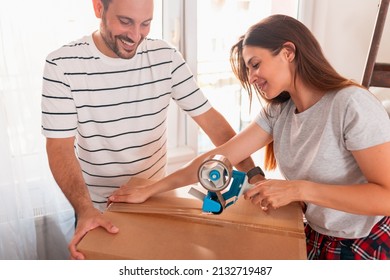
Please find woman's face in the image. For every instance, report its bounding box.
[242,45,294,99]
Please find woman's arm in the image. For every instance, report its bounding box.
[245,141,390,216]
[305,141,390,215]
[109,122,272,203]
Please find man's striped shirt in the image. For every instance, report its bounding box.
[41,35,211,210]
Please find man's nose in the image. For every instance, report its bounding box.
[127,26,142,43]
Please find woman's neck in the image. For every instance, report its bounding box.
[288,79,325,113]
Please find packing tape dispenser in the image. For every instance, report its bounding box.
[188,154,252,214]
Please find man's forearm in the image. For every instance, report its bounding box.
[194,108,257,172]
[46,138,94,215]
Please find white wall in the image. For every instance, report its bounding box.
[299,0,390,84]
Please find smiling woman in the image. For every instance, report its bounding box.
[195,0,298,179]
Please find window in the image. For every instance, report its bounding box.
[0,0,298,258]
[196,0,299,152]
[169,0,299,177]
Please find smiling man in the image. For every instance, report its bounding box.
[94,0,152,59]
[41,0,257,259]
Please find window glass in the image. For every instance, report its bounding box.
[196,0,298,176]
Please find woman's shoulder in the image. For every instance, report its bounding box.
[332,85,382,107]
[335,85,373,99]
[331,85,389,124]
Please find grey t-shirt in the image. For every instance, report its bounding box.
[255,86,390,238]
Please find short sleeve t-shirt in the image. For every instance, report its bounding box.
[255,86,390,238]
[41,36,212,210]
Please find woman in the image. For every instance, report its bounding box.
[109,15,390,260]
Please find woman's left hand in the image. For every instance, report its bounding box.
[244,179,303,210]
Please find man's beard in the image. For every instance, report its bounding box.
[100,17,141,59]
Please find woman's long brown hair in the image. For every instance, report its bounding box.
[230,14,362,170]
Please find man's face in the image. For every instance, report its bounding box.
[95,0,154,59]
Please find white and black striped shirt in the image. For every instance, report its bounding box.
[41,35,211,209]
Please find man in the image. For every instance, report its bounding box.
[41,0,258,260]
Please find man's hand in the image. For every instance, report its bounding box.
[71,207,119,260]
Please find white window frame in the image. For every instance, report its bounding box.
[164,0,199,173]
[164,0,300,174]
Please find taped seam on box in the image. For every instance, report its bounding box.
[124,212,305,239]
[108,202,305,238]
[169,214,305,239]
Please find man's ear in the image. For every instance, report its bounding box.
[283,42,296,62]
[92,0,104,19]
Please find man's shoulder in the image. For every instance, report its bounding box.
[45,35,93,61]
[142,38,177,52]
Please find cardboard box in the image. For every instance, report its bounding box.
[77,188,306,259]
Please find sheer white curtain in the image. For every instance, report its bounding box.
[0,0,167,260]
[0,0,99,260]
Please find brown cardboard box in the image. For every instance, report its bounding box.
[77,188,306,259]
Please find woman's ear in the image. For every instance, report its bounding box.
[283,42,296,62]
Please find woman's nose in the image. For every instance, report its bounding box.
[248,70,257,84]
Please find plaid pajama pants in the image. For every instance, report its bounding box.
[305,216,390,260]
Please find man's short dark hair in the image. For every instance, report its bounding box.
[101,0,112,10]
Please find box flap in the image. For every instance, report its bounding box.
[78,191,306,259]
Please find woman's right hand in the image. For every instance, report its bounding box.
[108,183,155,204]
[107,177,158,205]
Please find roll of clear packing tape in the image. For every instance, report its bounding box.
[197,154,233,192]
